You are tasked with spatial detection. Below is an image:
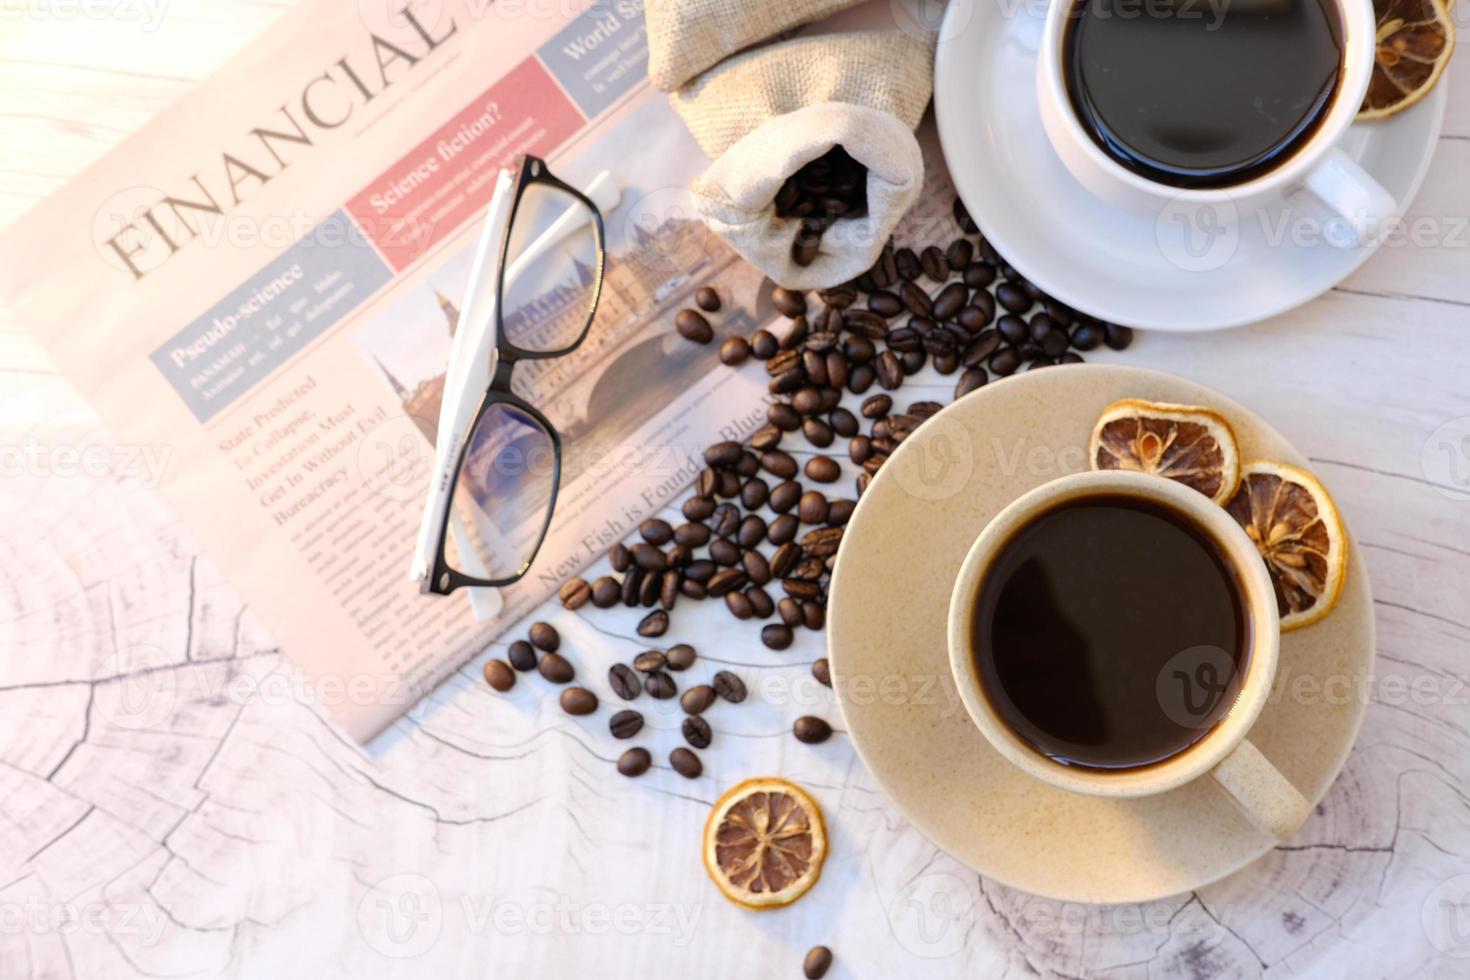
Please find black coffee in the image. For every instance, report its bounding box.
[1063,0,1343,189]
[972,495,1249,770]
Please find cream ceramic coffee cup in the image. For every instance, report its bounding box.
[1036,0,1395,246]
[947,470,1312,838]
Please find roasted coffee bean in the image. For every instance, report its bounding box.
[750,329,779,359]
[712,537,742,566]
[645,671,677,699]
[669,747,702,779]
[826,499,855,526]
[886,326,920,354]
[848,435,872,465]
[997,314,1028,346]
[617,747,651,777]
[610,709,643,738]
[778,597,802,626]
[681,715,712,748]
[560,687,598,715]
[682,495,715,522]
[713,670,748,703]
[791,235,819,267]
[946,238,974,270]
[1070,322,1104,350]
[769,544,800,582]
[1104,323,1135,350]
[538,652,574,684]
[953,195,978,233]
[761,624,794,650]
[801,351,828,388]
[695,286,721,312]
[681,579,708,599]
[805,456,840,483]
[784,578,823,601]
[956,367,989,398]
[743,550,772,586]
[797,490,830,524]
[894,246,922,281]
[768,480,802,513]
[1060,351,1085,364]
[922,330,957,356]
[963,329,1001,367]
[1041,327,1069,359]
[842,335,876,362]
[820,283,857,308]
[804,945,834,979]
[711,503,740,537]
[695,467,719,498]
[791,386,823,416]
[867,290,903,317]
[802,526,844,557]
[780,315,809,350]
[638,570,661,606]
[847,363,875,393]
[803,601,825,630]
[765,349,801,378]
[720,468,743,497]
[772,286,807,318]
[812,658,832,688]
[681,684,717,715]
[769,368,804,395]
[794,716,833,744]
[737,515,767,549]
[582,577,616,611]
[964,261,997,289]
[660,570,681,609]
[932,281,969,320]
[733,481,765,514]
[1027,357,1053,370]
[673,522,709,549]
[799,418,832,449]
[956,303,990,333]
[667,543,693,568]
[856,471,871,496]
[707,568,747,597]
[609,663,642,701]
[719,336,750,365]
[875,351,902,389]
[483,659,515,691]
[746,426,780,454]
[868,244,897,289]
[506,640,536,672]
[996,282,1030,315]
[629,543,666,573]
[1017,341,1043,362]
[559,577,591,610]
[1028,313,1054,344]
[636,610,669,637]
[860,394,892,419]
[768,514,799,546]
[633,650,667,673]
[933,351,960,375]
[843,309,889,339]
[746,586,775,618]
[791,557,826,581]
[761,450,798,479]
[819,411,853,443]
[665,643,696,671]
[902,351,927,375]
[609,542,631,572]
[897,281,931,318]
[920,245,949,281]
[725,590,754,620]
[684,560,715,584]
[989,346,1021,376]
[824,351,849,390]
[528,622,560,652]
[675,308,713,343]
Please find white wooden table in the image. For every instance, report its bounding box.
[3,4,1469,978]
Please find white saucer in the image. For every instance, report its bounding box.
[933,0,1447,331]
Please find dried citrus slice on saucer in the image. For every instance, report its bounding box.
[1089,398,1241,503]
[1224,462,1348,631]
[1359,0,1455,120]
[703,777,827,910]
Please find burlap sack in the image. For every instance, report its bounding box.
[675,30,935,290]
[646,0,865,92]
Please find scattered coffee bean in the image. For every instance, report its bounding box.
[682,715,712,749]
[812,658,832,687]
[560,687,598,715]
[666,644,697,671]
[589,576,620,608]
[805,456,840,483]
[695,286,721,312]
[804,945,834,979]
[633,650,667,673]
[762,624,795,650]
[681,684,717,715]
[640,518,673,546]
[617,747,651,777]
[483,659,514,692]
[797,490,830,524]
[669,747,703,779]
[1104,323,1135,350]
[725,590,754,620]
[713,670,747,703]
[559,577,590,609]
[750,329,778,359]
[610,709,643,739]
[609,663,641,700]
[676,308,713,343]
[772,286,807,318]
[538,652,574,684]
[683,496,715,521]
[794,716,832,743]
[769,480,802,513]
[637,610,669,637]
[507,640,537,672]
[645,671,677,699]
[528,622,559,652]
[761,450,798,479]
[630,542,667,572]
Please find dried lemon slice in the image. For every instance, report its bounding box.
[703,777,827,910]
[1089,398,1241,504]
[1224,462,1348,631]
[1359,0,1455,120]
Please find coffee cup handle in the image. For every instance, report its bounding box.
[1301,147,1397,248]
[1209,738,1312,838]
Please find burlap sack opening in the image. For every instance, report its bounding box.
[675,31,934,289]
[646,0,865,92]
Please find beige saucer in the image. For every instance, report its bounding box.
[827,365,1373,904]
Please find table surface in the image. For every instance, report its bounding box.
[3,4,1470,978]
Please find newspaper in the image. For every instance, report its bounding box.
[0,0,776,741]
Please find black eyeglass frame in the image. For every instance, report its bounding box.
[423,154,606,596]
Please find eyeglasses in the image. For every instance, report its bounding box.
[412,155,606,596]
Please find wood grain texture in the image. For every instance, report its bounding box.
[2,4,1468,978]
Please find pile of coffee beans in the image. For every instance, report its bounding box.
[563,196,1137,746]
[773,145,868,267]
[484,620,573,692]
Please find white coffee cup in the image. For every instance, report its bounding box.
[1037,0,1395,245]
[947,471,1313,838]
